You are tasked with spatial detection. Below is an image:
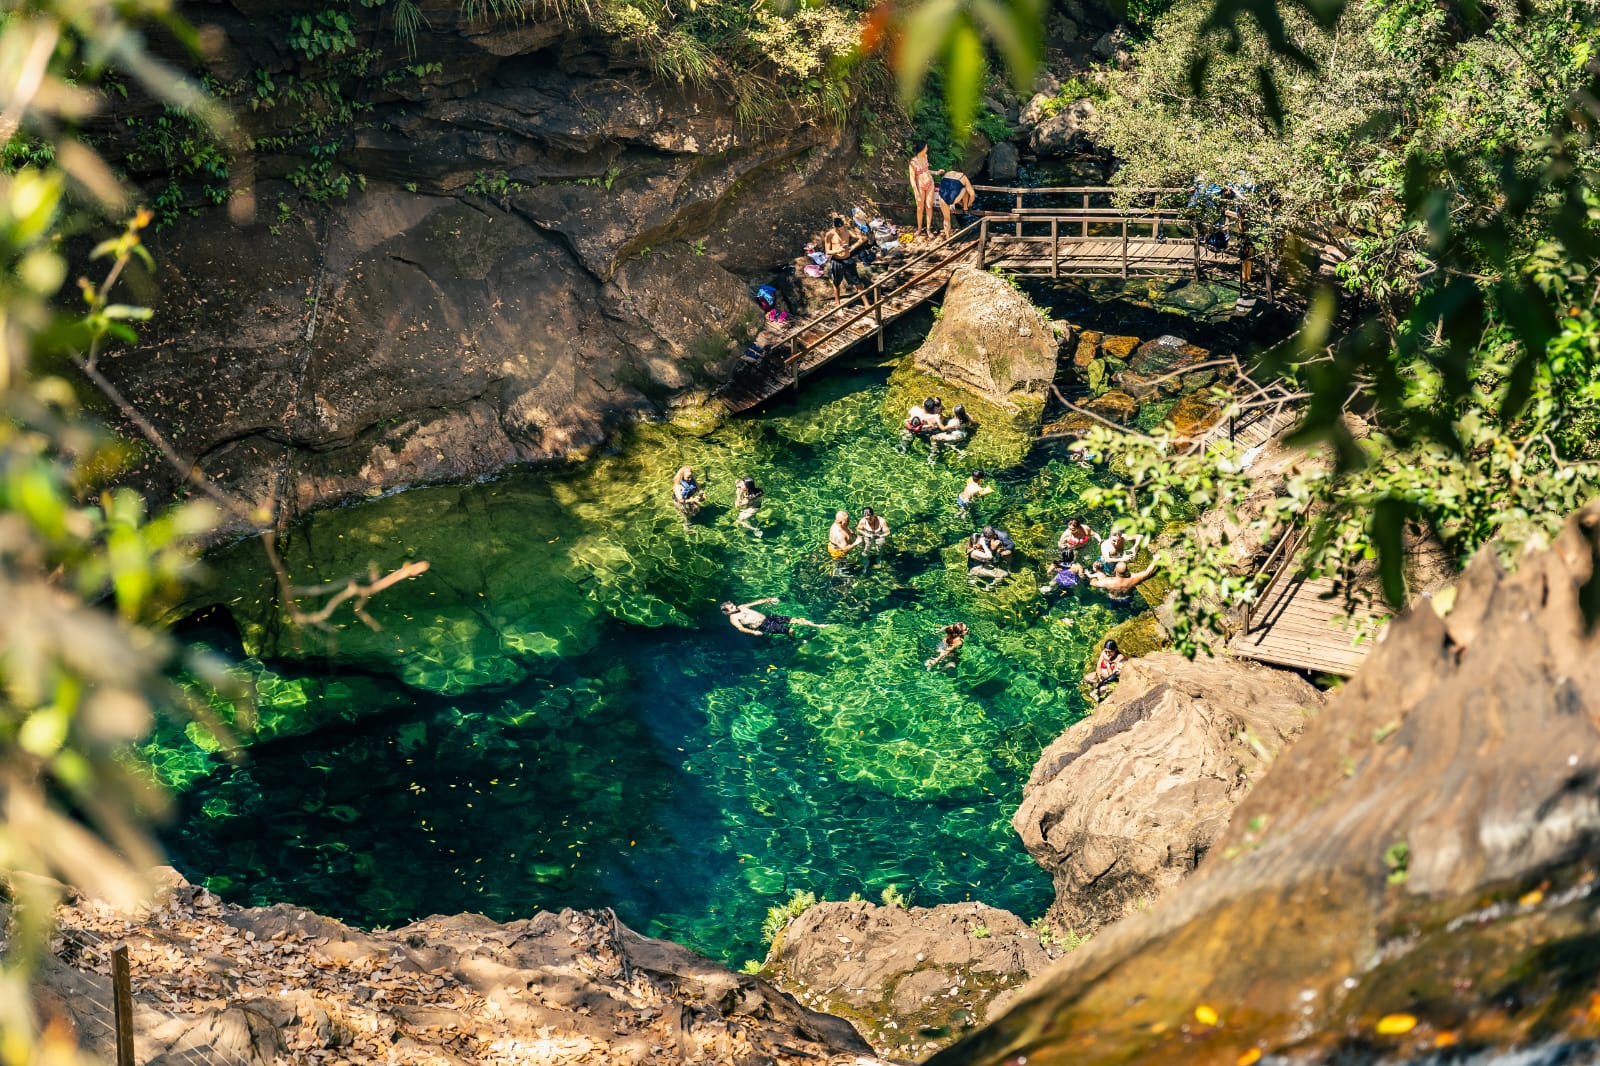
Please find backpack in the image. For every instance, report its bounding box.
[905,415,924,432]
[754,284,780,312]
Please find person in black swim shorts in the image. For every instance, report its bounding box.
[721,597,829,636]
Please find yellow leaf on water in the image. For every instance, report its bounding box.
[1237,1048,1262,1065]
[1194,1005,1219,1026]
[1376,1013,1417,1035]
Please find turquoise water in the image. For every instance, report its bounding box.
[158,296,1236,964]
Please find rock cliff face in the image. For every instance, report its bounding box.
[932,504,1600,1066]
[102,2,887,523]
[45,869,873,1066]
[1013,652,1322,935]
[763,901,1055,1059]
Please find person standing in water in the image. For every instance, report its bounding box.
[673,466,705,526]
[908,143,936,239]
[857,507,891,554]
[722,598,828,636]
[957,469,993,516]
[828,510,858,572]
[734,477,765,537]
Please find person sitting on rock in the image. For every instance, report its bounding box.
[734,477,765,537]
[1090,557,1161,607]
[925,622,969,671]
[673,466,705,526]
[1091,638,1126,698]
[933,169,976,237]
[967,531,1008,589]
[928,404,972,463]
[1098,529,1145,573]
[722,597,828,637]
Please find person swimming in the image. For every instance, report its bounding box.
[927,404,971,463]
[925,621,969,670]
[1059,516,1096,552]
[966,530,1008,589]
[735,477,765,537]
[857,507,891,554]
[1090,557,1161,606]
[722,598,828,636]
[1040,548,1085,600]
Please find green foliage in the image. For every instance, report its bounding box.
[121,108,232,228]
[972,923,992,938]
[889,0,1043,139]
[288,10,360,59]
[1384,840,1410,884]
[465,170,524,201]
[881,883,909,909]
[762,889,817,945]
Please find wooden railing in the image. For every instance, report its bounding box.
[1244,520,1308,633]
[780,219,982,374]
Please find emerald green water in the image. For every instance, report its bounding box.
[159,340,1148,965]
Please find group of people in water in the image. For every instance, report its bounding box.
[676,413,1162,693]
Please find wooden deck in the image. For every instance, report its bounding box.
[1230,571,1388,676]
[714,188,1263,415]
[1227,521,1392,677]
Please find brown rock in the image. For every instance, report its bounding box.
[1083,389,1137,423]
[766,900,1053,1058]
[937,504,1600,1066]
[1167,391,1222,439]
[1014,653,1321,935]
[1100,335,1140,361]
[913,266,1058,418]
[1072,330,1103,369]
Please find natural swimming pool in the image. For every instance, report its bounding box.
[155,290,1255,966]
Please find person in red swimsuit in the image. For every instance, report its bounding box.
[908,143,936,239]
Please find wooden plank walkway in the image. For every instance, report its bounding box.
[1230,571,1388,677]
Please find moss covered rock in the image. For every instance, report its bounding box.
[911,266,1056,423]
[882,359,1038,468]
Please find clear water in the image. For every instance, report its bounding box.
[158,293,1261,966]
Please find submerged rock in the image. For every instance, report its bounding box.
[937,504,1600,1065]
[48,870,874,1066]
[766,900,1053,1058]
[1016,652,1322,936]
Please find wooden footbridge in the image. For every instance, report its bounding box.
[714,186,1267,415]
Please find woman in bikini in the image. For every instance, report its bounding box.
[1058,516,1096,553]
[908,144,936,239]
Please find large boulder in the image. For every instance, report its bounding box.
[1030,98,1098,157]
[766,900,1054,1059]
[987,141,1020,181]
[1013,652,1323,935]
[938,505,1600,1066]
[912,265,1059,420]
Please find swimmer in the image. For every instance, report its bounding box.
[925,622,969,670]
[966,531,1009,589]
[734,477,765,537]
[1097,529,1146,573]
[857,507,891,554]
[927,404,971,463]
[1039,548,1085,600]
[722,598,828,636]
[1059,517,1097,553]
[957,469,993,515]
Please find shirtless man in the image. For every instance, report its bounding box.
[823,216,866,305]
[857,507,891,554]
[1098,529,1146,573]
[1090,557,1161,606]
[721,598,828,636]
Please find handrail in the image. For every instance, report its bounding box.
[1245,520,1308,633]
[969,185,1188,195]
[783,224,982,365]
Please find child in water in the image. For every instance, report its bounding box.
[957,469,993,515]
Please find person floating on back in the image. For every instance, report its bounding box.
[721,598,828,636]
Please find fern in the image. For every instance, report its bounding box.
[393,0,427,56]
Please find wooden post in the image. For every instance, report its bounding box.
[1081,192,1089,237]
[1121,217,1128,280]
[112,945,134,1066]
[873,284,883,352]
[1192,224,1202,280]
[1014,191,1023,237]
[1050,218,1059,279]
[1265,244,1275,303]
